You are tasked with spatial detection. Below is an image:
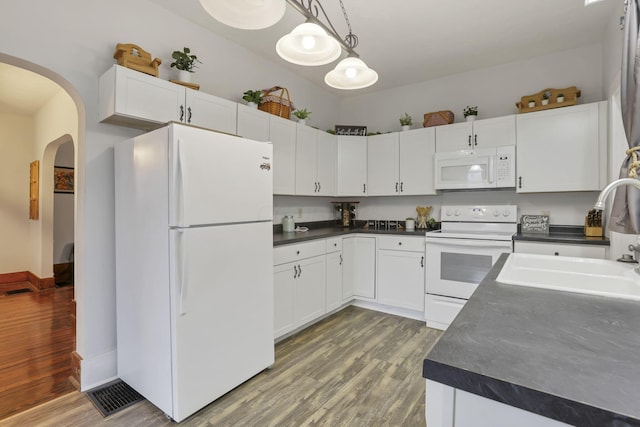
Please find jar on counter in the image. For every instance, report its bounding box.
[282,215,295,232]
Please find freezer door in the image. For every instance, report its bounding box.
[168,124,273,227]
[169,222,274,422]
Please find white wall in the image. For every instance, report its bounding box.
[338,44,604,133]
[0,113,34,273]
[54,141,74,264]
[1,0,343,390]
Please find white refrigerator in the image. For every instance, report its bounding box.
[114,123,274,422]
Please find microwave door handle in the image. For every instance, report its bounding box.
[488,156,495,184]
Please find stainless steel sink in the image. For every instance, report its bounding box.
[497,253,640,301]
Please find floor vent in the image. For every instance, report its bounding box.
[86,379,144,417]
[5,288,33,296]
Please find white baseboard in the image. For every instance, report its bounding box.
[351,299,425,321]
[80,349,118,391]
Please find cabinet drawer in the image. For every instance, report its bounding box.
[378,235,425,252]
[514,241,606,259]
[326,237,343,253]
[274,240,326,265]
[425,294,466,331]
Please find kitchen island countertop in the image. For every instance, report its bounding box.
[423,253,640,426]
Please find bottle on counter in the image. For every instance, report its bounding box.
[282,215,295,232]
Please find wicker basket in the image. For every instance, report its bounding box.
[259,86,295,119]
[423,110,454,127]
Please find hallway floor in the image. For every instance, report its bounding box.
[0,282,75,420]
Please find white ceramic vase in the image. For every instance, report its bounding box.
[178,70,191,83]
[401,125,411,131]
[541,99,549,106]
[297,119,306,126]
[557,96,565,103]
[465,115,477,122]
[528,102,535,108]
[247,102,258,109]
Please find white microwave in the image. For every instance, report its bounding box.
[434,146,516,190]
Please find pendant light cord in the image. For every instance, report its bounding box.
[339,0,358,49]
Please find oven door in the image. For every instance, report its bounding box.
[425,237,512,299]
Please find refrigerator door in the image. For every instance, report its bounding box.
[168,124,273,227]
[169,221,274,422]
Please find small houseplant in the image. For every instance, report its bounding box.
[293,108,311,125]
[528,99,536,108]
[399,113,412,131]
[557,93,565,103]
[463,105,478,121]
[170,47,202,82]
[541,91,550,106]
[242,90,263,108]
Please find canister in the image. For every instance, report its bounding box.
[282,215,295,232]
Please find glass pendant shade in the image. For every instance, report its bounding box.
[324,56,378,90]
[276,22,342,66]
[199,0,286,30]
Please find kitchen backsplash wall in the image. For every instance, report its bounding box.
[275,191,600,226]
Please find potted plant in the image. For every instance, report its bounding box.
[293,108,311,125]
[463,105,478,122]
[528,99,536,108]
[170,47,202,82]
[242,90,263,108]
[399,113,412,131]
[541,91,550,106]
[557,93,565,103]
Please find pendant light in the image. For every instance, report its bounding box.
[199,0,286,30]
[276,21,342,66]
[324,56,378,90]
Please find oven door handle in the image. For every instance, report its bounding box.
[426,239,512,249]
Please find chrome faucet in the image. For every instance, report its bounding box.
[593,178,640,211]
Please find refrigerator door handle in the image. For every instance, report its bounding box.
[174,139,189,227]
[178,229,189,315]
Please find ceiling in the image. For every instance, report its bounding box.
[150,0,623,96]
[0,63,62,115]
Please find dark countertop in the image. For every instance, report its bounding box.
[273,221,428,246]
[514,225,609,246]
[423,254,640,426]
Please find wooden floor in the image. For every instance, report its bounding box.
[0,282,76,421]
[1,306,441,427]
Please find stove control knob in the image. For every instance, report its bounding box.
[493,209,500,217]
[446,209,453,217]
[454,209,460,216]
[502,209,511,217]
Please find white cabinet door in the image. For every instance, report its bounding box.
[270,115,297,195]
[99,65,183,129]
[435,122,473,152]
[378,250,425,311]
[367,133,400,196]
[184,89,237,134]
[295,125,318,196]
[274,262,296,338]
[337,136,368,196]
[514,241,607,259]
[294,255,326,326]
[316,131,336,196]
[399,127,437,195]
[237,104,270,142]
[516,102,605,193]
[435,116,515,152]
[326,251,343,312]
[343,236,376,299]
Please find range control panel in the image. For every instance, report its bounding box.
[440,205,518,223]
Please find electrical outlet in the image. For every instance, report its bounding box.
[297,208,303,218]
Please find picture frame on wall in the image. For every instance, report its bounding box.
[54,166,74,194]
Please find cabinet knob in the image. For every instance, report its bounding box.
[333,243,337,247]
[398,242,402,245]
[296,250,300,255]
[554,252,559,256]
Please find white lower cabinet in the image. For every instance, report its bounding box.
[326,237,343,312]
[273,263,296,338]
[377,236,425,312]
[342,236,376,300]
[514,241,607,259]
[294,256,326,326]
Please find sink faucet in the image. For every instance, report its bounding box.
[593,178,640,211]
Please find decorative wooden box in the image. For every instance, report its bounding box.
[113,43,161,77]
[516,86,581,113]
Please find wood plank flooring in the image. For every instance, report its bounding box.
[1,306,441,427]
[0,282,76,420]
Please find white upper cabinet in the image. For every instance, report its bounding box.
[236,104,270,142]
[295,125,336,196]
[99,65,238,134]
[435,116,516,152]
[270,115,297,195]
[184,88,237,134]
[516,102,607,193]
[399,127,437,195]
[337,136,368,196]
[367,133,400,196]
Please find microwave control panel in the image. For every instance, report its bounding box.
[496,146,516,187]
